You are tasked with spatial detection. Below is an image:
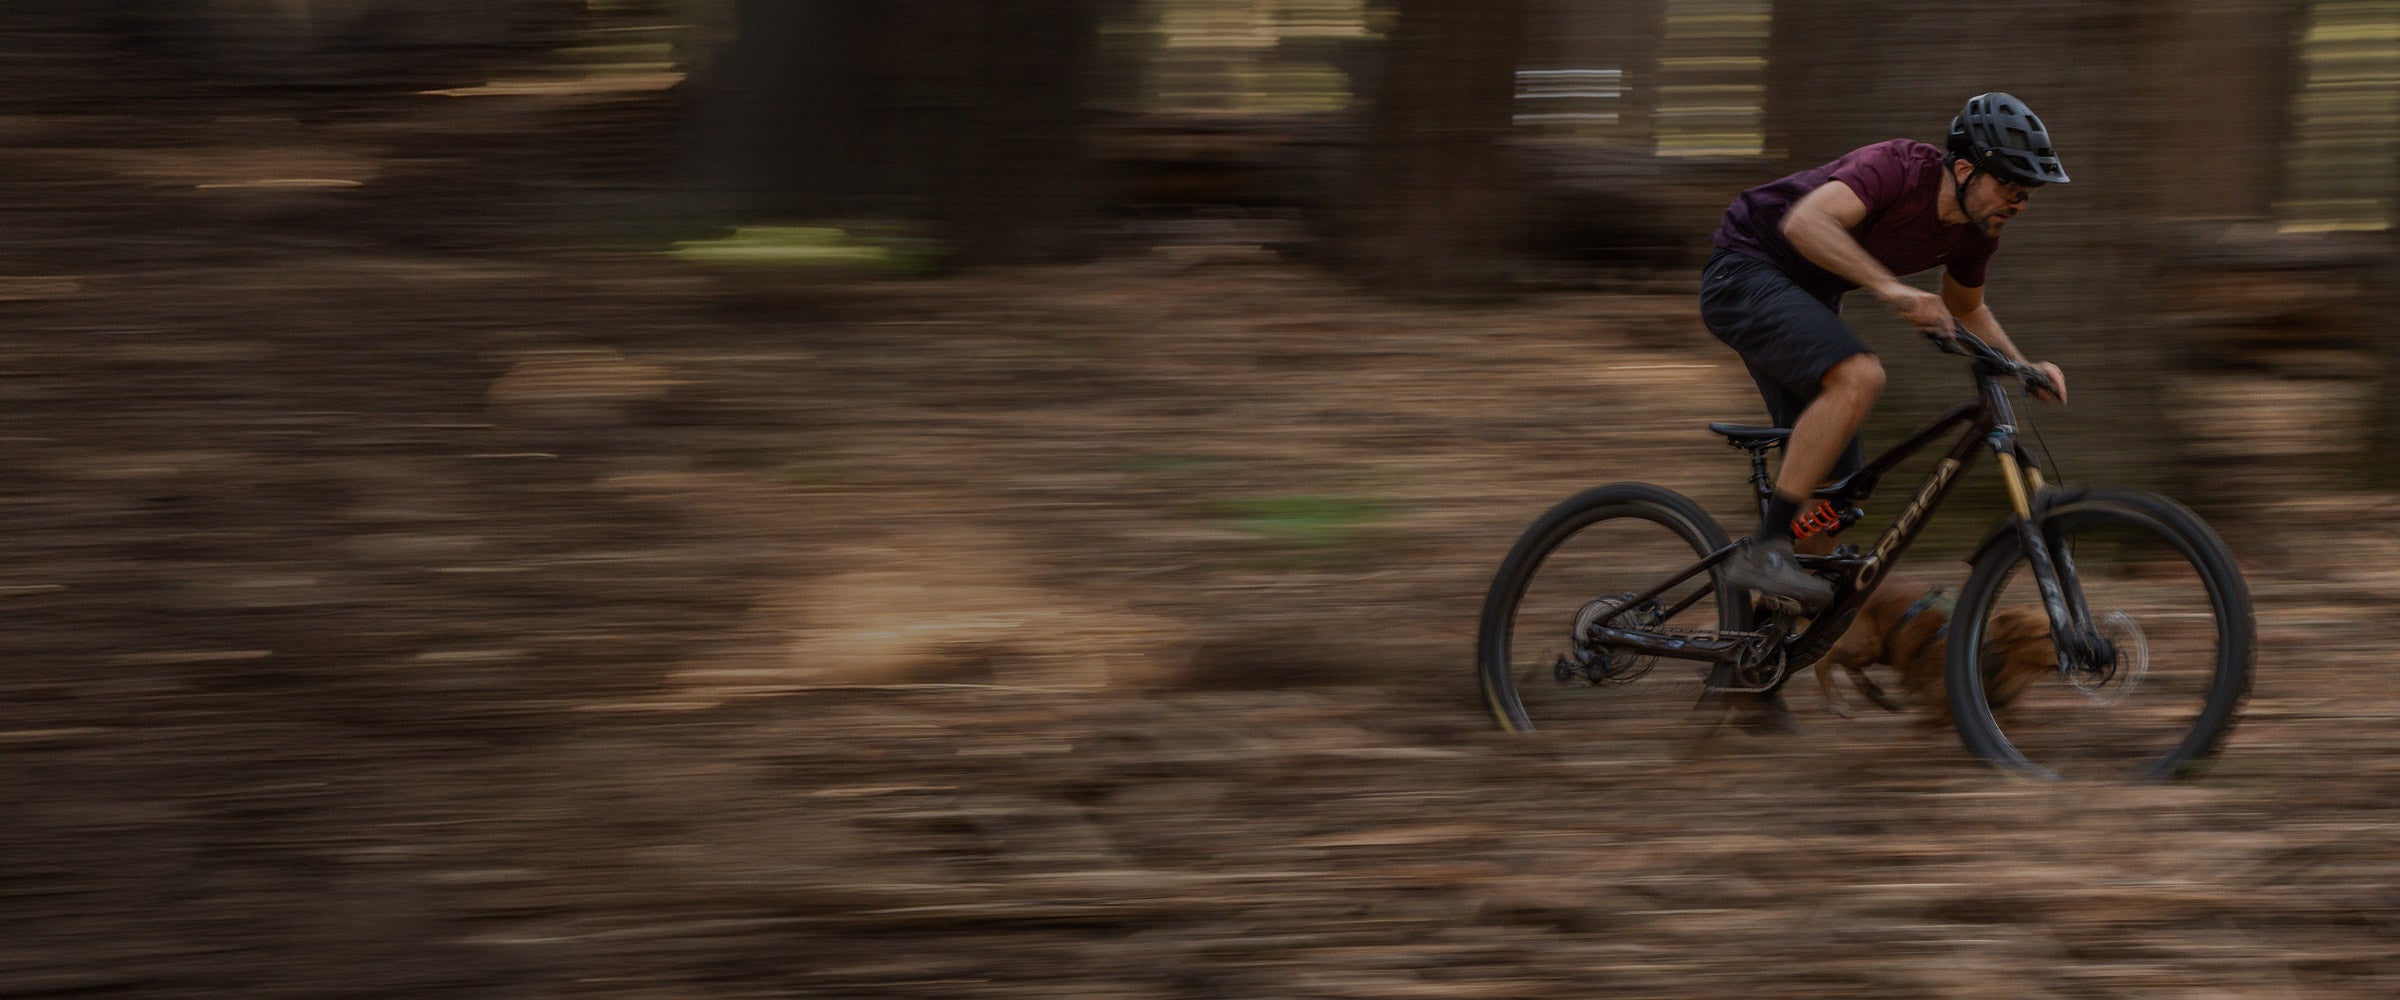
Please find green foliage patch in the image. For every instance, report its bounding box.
[1199,494,1393,553]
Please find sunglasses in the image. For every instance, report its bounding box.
[1967,154,2044,205]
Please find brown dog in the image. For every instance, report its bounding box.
[1814,577,2054,729]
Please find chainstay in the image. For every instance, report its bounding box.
[1589,623,1786,693]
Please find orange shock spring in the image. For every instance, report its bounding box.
[1790,501,1844,540]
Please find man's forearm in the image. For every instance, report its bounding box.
[1783,210,1910,299]
[1955,304,2026,360]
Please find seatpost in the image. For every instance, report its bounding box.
[1745,445,1777,512]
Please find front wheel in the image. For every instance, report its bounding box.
[1948,486,2255,780]
[1477,483,1750,737]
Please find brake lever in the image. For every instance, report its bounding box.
[1929,323,2058,398]
[2021,366,2060,400]
[1923,322,1971,356]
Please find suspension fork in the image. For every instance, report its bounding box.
[1993,432,2104,666]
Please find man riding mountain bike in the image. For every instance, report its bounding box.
[1701,91,2072,612]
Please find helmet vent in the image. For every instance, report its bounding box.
[1952,91,2068,186]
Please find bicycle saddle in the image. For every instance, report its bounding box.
[1707,422,1791,450]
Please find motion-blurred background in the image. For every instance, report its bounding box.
[13,1,2399,492]
[7,3,2400,997]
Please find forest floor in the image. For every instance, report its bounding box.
[9,69,2400,999]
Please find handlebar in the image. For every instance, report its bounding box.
[1926,323,2058,399]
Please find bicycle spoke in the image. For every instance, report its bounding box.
[1949,490,2252,780]
[1478,484,1748,741]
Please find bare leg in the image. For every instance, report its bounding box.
[1723,354,1881,614]
[1775,354,1885,500]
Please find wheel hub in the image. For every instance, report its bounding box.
[1554,594,1664,686]
[2064,609,2146,702]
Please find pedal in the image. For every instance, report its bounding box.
[1751,594,1807,622]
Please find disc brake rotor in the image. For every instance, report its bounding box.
[2066,609,2147,703]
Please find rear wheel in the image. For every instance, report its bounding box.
[1947,487,2254,780]
[1477,484,1751,740]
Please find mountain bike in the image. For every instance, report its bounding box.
[1474,328,2255,780]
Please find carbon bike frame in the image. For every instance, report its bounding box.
[1579,336,2084,688]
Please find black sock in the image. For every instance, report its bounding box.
[1757,492,1804,542]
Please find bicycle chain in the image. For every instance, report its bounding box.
[1711,619,1789,693]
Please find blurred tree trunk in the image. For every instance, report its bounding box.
[2135,0,2303,220]
[2133,1,2314,502]
[1335,0,1530,298]
[102,0,581,88]
[917,0,1100,264]
[1762,2,1854,172]
[683,0,1098,265]
[679,2,903,217]
[2363,238,2400,486]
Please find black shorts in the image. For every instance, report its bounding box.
[1698,249,1870,478]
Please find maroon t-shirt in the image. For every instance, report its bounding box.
[1710,139,1996,308]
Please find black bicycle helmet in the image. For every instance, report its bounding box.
[1947,92,2069,186]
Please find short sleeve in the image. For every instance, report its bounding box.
[1825,141,1915,217]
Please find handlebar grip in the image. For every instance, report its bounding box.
[1926,325,2055,396]
[1924,323,1978,358]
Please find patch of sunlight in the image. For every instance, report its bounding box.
[1653,0,1771,159]
[194,178,362,190]
[1144,0,1369,114]
[1656,56,1767,72]
[2281,0,2400,233]
[2277,214,2392,234]
[425,13,686,99]
[419,71,682,98]
[2303,19,2400,44]
[1656,134,1765,157]
[667,227,920,269]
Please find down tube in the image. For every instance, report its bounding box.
[1855,432,1985,593]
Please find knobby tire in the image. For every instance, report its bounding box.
[1946,486,2254,781]
[1477,483,1747,734]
